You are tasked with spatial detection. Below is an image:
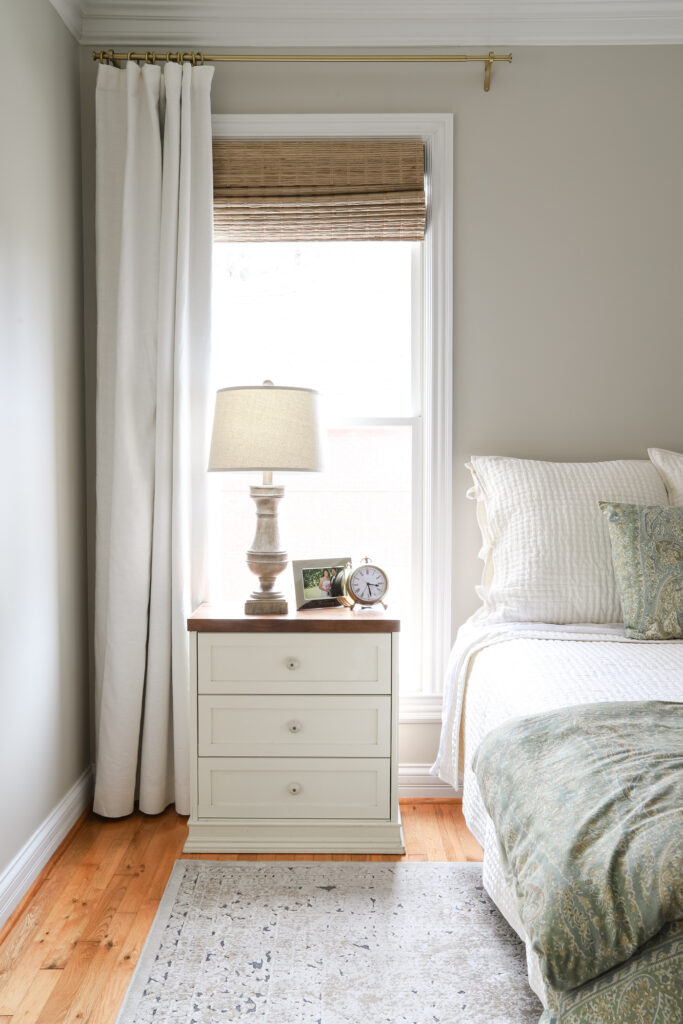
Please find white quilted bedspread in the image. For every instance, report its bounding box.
[432,618,683,794]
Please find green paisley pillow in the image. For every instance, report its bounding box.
[599,502,683,639]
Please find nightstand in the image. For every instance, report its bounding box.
[184,605,405,854]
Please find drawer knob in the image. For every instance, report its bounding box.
[288,782,302,796]
[288,720,303,734]
[285,657,300,670]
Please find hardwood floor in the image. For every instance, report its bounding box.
[0,801,482,1023]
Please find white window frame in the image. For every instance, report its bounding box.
[211,113,453,722]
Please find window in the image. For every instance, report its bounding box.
[209,239,422,687]
[209,115,452,709]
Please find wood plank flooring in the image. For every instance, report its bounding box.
[0,801,482,1024]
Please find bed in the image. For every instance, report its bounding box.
[432,450,683,1023]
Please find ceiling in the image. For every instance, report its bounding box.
[51,0,683,47]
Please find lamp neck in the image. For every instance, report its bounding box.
[262,470,273,485]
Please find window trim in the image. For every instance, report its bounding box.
[211,113,453,718]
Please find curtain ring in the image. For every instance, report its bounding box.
[95,49,120,68]
[196,52,205,66]
[145,51,156,64]
[181,52,193,64]
[127,50,136,63]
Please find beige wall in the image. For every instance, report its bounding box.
[81,44,683,642]
[0,1,89,875]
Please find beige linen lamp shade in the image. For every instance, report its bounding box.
[208,384,323,473]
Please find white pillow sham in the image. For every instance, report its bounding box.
[648,447,683,506]
[467,455,668,624]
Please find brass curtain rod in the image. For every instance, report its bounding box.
[92,50,512,92]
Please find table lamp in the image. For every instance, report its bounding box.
[208,380,323,614]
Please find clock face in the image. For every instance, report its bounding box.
[349,564,388,604]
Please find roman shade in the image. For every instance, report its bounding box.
[213,139,426,242]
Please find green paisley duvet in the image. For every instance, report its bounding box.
[473,701,683,1024]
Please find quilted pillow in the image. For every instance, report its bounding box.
[467,455,668,624]
[599,502,683,640]
[648,447,683,506]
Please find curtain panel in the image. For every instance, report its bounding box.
[213,139,426,242]
[94,60,214,817]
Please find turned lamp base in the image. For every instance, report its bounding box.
[245,595,288,615]
[245,483,289,615]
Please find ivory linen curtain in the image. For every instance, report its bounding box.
[94,60,214,816]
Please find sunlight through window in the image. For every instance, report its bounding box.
[209,240,422,689]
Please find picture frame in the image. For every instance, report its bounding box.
[292,557,350,610]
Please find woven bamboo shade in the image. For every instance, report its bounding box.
[213,139,426,242]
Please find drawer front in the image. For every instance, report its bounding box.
[197,757,390,819]
[198,633,391,695]
[198,695,391,757]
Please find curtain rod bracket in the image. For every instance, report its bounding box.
[484,52,493,92]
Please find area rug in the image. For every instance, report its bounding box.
[115,861,543,1024]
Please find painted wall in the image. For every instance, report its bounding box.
[79,45,683,779]
[0,1,89,878]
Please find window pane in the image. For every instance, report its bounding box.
[207,426,419,687]
[212,242,414,418]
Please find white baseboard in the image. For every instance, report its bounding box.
[398,763,459,800]
[0,767,92,931]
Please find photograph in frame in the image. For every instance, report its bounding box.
[292,557,350,610]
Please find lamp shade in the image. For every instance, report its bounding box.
[208,383,324,472]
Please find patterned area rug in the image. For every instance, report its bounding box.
[115,861,543,1023]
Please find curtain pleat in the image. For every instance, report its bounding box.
[94,60,214,817]
[213,139,426,242]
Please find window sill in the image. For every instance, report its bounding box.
[399,693,443,724]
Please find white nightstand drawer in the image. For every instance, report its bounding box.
[198,695,391,757]
[198,633,391,694]
[197,757,390,819]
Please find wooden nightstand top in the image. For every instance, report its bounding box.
[187,603,400,633]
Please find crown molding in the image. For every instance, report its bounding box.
[48,0,85,41]
[76,0,683,47]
